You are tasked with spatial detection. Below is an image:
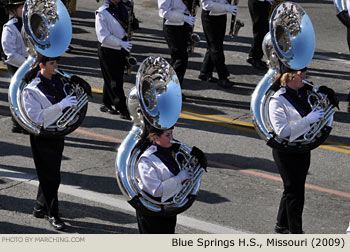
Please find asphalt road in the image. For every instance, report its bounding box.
[0,0,349,234]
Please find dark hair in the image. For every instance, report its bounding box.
[38,55,60,64]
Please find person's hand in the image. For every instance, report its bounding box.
[177,170,192,182]
[70,75,92,97]
[59,95,78,110]
[266,0,275,5]
[318,86,339,109]
[190,146,208,171]
[121,41,132,52]
[225,4,238,15]
[184,15,195,26]
[306,109,325,124]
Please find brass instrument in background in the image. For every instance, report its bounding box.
[187,0,200,54]
[124,0,138,75]
[228,0,244,38]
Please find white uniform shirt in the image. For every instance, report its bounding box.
[136,144,183,202]
[269,87,311,142]
[347,0,350,17]
[201,0,230,16]
[158,0,190,25]
[95,3,127,50]
[22,77,64,129]
[1,18,28,67]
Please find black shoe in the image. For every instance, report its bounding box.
[274,225,289,234]
[33,207,48,219]
[217,79,234,89]
[119,109,131,121]
[246,57,254,64]
[100,105,119,114]
[198,74,218,83]
[48,216,67,231]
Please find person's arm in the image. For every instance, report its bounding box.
[269,98,310,142]
[22,89,63,128]
[1,25,26,67]
[95,11,123,49]
[137,157,190,202]
[158,0,186,23]
[201,0,237,14]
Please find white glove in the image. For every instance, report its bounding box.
[224,4,238,15]
[184,15,196,26]
[59,95,78,110]
[177,170,192,182]
[306,109,325,124]
[121,41,132,52]
[266,0,275,5]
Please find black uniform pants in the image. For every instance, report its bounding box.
[97,44,128,112]
[272,149,311,234]
[136,210,177,234]
[248,0,270,60]
[30,134,64,217]
[163,21,191,87]
[200,10,228,80]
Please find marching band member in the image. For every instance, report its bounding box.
[95,0,132,120]
[246,0,273,70]
[0,0,9,61]
[199,0,238,88]
[158,0,195,91]
[22,56,78,231]
[1,0,27,75]
[268,66,337,234]
[135,126,207,233]
[1,0,28,133]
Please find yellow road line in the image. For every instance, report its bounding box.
[182,109,350,154]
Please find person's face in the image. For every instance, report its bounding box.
[154,129,173,148]
[14,5,23,18]
[40,60,58,77]
[287,71,306,90]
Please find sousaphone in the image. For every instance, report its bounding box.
[250,1,335,152]
[116,56,206,216]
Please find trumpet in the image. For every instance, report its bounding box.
[228,0,244,38]
[187,0,200,54]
